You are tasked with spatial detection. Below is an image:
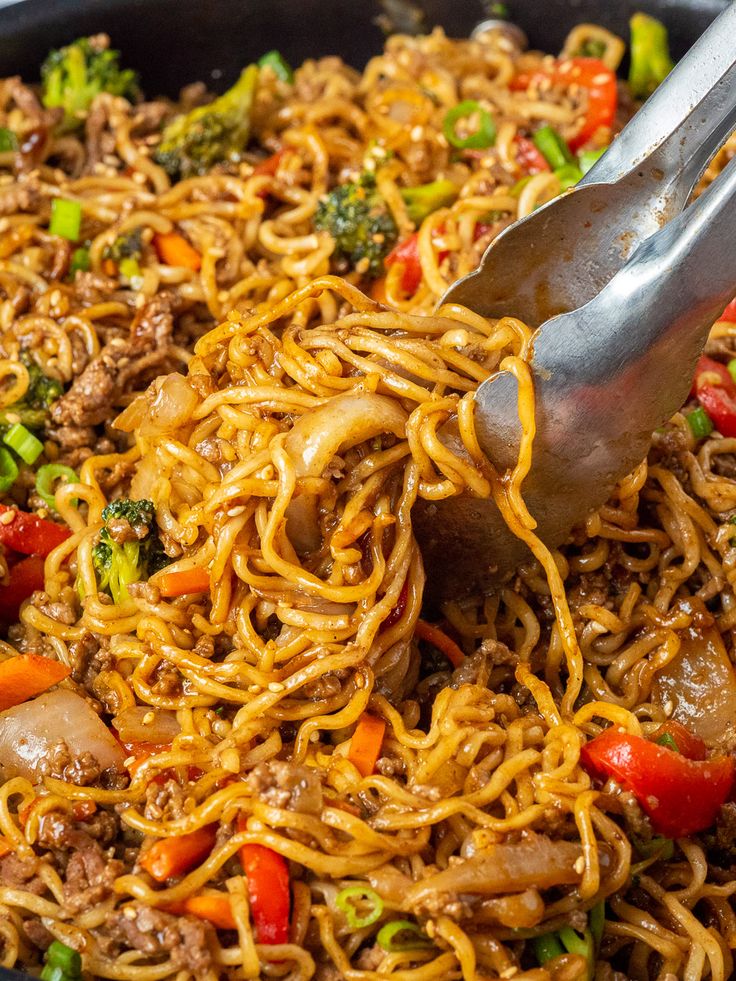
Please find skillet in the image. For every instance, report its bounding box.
[0,0,727,977]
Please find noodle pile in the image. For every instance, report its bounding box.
[0,20,736,981]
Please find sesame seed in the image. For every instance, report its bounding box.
[0,510,15,525]
[142,711,155,725]
[268,681,284,693]
[574,856,585,874]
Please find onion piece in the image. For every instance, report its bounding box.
[0,690,125,781]
[284,392,408,552]
[116,373,198,438]
[652,609,736,748]
[112,706,180,745]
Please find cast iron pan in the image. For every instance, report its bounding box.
[0,0,727,977]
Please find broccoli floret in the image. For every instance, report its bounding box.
[0,357,63,431]
[104,228,142,263]
[153,64,259,181]
[41,35,139,133]
[92,499,168,604]
[314,173,398,278]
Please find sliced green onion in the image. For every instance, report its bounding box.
[0,127,17,152]
[400,178,458,224]
[69,246,90,274]
[335,885,384,929]
[0,447,18,493]
[49,198,82,242]
[559,926,594,977]
[633,834,674,861]
[590,901,605,950]
[510,175,532,197]
[36,463,78,511]
[686,406,714,439]
[533,125,574,170]
[119,256,143,288]
[579,147,606,175]
[443,100,496,150]
[534,933,565,964]
[727,358,736,385]
[3,423,43,464]
[41,940,82,981]
[554,163,583,191]
[258,50,294,83]
[657,731,679,752]
[629,13,674,100]
[376,920,432,952]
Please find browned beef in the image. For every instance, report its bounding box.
[0,852,46,894]
[62,837,123,913]
[0,177,40,215]
[22,918,53,952]
[38,808,119,850]
[69,632,113,692]
[105,905,215,977]
[35,740,101,786]
[245,759,323,815]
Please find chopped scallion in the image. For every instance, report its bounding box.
[36,463,78,511]
[0,127,17,152]
[686,406,714,439]
[376,920,432,952]
[49,198,82,241]
[41,940,82,981]
[633,834,674,861]
[119,256,143,287]
[69,246,90,274]
[0,447,18,493]
[534,932,565,964]
[443,100,496,149]
[3,423,43,464]
[657,731,679,752]
[533,125,574,170]
[590,901,605,950]
[400,178,458,224]
[335,885,384,929]
[258,50,294,83]
[629,13,674,99]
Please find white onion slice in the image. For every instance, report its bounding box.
[112,706,180,745]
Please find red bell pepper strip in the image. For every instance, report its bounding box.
[0,506,70,557]
[515,135,550,175]
[510,58,617,151]
[253,148,291,177]
[0,555,44,624]
[653,720,706,761]
[383,581,408,629]
[719,296,736,322]
[691,355,736,437]
[385,233,423,295]
[237,816,290,944]
[0,652,70,711]
[580,727,734,838]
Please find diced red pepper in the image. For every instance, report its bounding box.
[237,816,290,945]
[653,720,706,761]
[691,355,736,437]
[253,149,292,199]
[0,506,70,557]
[719,296,736,322]
[580,727,734,838]
[0,555,44,624]
[515,135,550,175]
[383,580,408,629]
[386,233,423,295]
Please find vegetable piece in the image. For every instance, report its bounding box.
[385,232,422,294]
[442,100,496,149]
[719,297,736,322]
[561,24,626,70]
[728,358,736,385]
[580,728,734,837]
[383,580,408,629]
[140,824,217,882]
[515,135,550,175]
[0,448,18,493]
[686,406,714,439]
[41,940,82,981]
[628,13,674,100]
[400,178,457,224]
[238,823,291,945]
[335,885,384,928]
[112,706,180,745]
[157,567,210,597]
[0,556,44,624]
[253,148,291,177]
[92,499,168,604]
[0,835,12,857]
[257,50,294,83]
[69,246,90,274]
[314,172,398,278]
[169,893,237,930]
[0,654,70,712]
[0,356,63,433]
[41,35,139,132]
[0,128,17,152]
[691,355,736,438]
[152,231,202,271]
[153,64,259,180]
[533,125,574,170]
[654,720,706,760]
[0,505,70,556]
[49,199,82,242]
[348,714,386,777]
[3,423,43,465]
[414,619,465,668]
[534,933,565,964]
[0,689,125,780]
[633,835,674,861]
[35,464,78,511]
[590,902,605,949]
[578,146,606,174]
[377,920,432,952]
[554,163,583,191]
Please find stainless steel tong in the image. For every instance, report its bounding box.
[414,4,736,602]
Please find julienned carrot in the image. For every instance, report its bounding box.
[414,619,465,668]
[153,231,202,271]
[0,653,70,712]
[0,835,13,858]
[158,567,210,598]
[348,713,386,778]
[140,824,217,882]
[169,893,237,930]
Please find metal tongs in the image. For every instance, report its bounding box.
[414,3,736,602]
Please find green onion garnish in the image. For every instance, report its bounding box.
[41,940,82,981]
[3,423,43,464]
[258,50,294,84]
[554,163,583,191]
[0,127,17,152]
[579,147,606,175]
[534,933,565,964]
[633,834,674,861]
[376,920,432,952]
[628,13,674,100]
[443,100,496,150]
[69,246,90,274]
[686,406,714,439]
[49,198,82,242]
[36,463,78,511]
[577,38,607,59]
[0,447,18,493]
[657,731,679,752]
[590,901,605,950]
[335,885,384,929]
[559,926,595,976]
[533,125,574,170]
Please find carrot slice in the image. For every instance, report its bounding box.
[0,653,71,712]
[0,836,13,858]
[153,231,202,271]
[169,893,237,930]
[414,619,465,668]
[139,824,217,882]
[158,567,210,598]
[348,713,386,778]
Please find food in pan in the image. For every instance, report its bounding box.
[0,14,734,981]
